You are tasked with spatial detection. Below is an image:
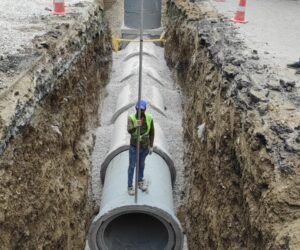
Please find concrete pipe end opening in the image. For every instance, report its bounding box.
[89,207,183,250]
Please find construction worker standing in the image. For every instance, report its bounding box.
[127,99,154,195]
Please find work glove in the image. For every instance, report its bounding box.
[149,147,153,155]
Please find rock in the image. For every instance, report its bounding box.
[280,79,296,87]
[248,89,268,103]
[270,122,293,134]
[249,73,267,88]
[232,56,246,66]
[255,132,268,146]
[279,164,295,176]
[296,133,300,144]
[51,125,62,136]
[257,103,269,115]
[280,78,296,92]
[251,55,260,60]
[226,55,246,66]
[252,130,269,150]
[285,138,300,153]
[235,74,250,89]
[197,123,205,142]
[223,64,239,79]
[40,42,49,49]
[266,80,281,91]
[246,61,263,71]
[284,144,296,153]
[205,74,213,82]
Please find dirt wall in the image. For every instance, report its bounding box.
[165,1,300,249]
[0,3,111,249]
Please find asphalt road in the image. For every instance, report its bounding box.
[210,0,300,69]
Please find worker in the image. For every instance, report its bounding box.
[127,99,154,195]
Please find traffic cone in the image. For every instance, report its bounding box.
[231,0,247,23]
[53,0,65,15]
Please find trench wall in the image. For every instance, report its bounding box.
[165,1,300,249]
[0,3,111,249]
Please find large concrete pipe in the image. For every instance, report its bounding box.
[111,85,166,124]
[121,62,166,87]
[89,40,183,249]
[88,110,183,249]
[88,150,183,249]
[110,85,134,124]
[124,0,162,29]
[123,42,158,61]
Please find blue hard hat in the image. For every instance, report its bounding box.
[135,99,147,110]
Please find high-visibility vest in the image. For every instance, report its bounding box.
[130,113,152,140]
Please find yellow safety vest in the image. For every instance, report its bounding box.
[130,113,152,141]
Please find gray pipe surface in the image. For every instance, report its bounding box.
[89,113,183,249]
[89,150,183,249]
[124,0,162,29]
[88,42,183,249]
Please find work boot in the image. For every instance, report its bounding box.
[128,186,135,196]
[138,181,147,192]
[287,62,300,69]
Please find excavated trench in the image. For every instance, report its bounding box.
[0,3,111,249]
[1,0,300,249]
[165,1,300,250]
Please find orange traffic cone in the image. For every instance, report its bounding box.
[53,0,65,15]
[231,0,247,23]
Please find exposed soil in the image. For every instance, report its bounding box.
[0,0,99,93]
[1,0,300,249]
[104,0,123,37]
[165,0,300,249]
[0,2,112,249]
